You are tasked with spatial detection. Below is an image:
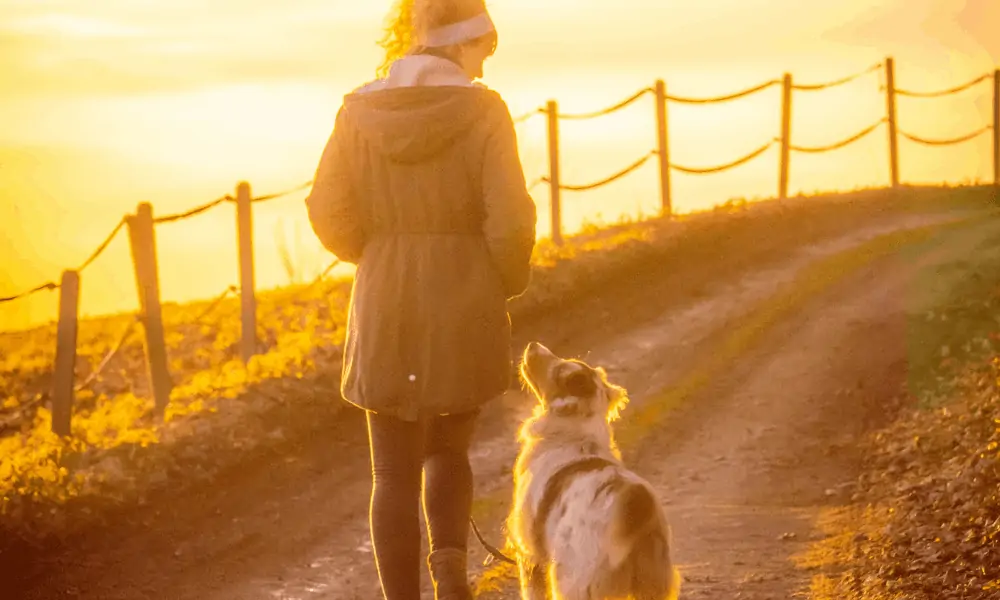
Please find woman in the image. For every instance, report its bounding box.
[304,0,537,598]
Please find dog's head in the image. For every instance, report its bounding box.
[519,342,628,422]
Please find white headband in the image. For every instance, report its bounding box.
[420,12,495,47]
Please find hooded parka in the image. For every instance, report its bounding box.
[305,55,537,421]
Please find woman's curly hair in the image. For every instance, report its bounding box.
[376,0,415,79]
[376,0,488,78]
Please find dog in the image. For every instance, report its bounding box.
[507,342,681,600]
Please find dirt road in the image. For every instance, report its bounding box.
[6,207,992,600]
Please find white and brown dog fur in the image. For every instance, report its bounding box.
[507,342,681,600]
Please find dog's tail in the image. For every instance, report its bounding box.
[607,481,681,600]
[606,481,661,568]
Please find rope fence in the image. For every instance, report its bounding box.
[77,218,127,272]
[74,315,139,393]
[666,79,780,104]
[789,118,887,154]
[0,217,127,304]
[71,282,240,398]
[512,108,542,125]
[792,62,882,92]
[245,180,315,204]
[672,141,776,175]
[557,88,653,120]
[512,57,998,243]
[2,56,998,435]
[898,124,992,147]
[153,195,230,225]
[192,285,240,323]
[553,150,658,192]
[895,73,992,98]
[310,260,343,288]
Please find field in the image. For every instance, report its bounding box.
[0,184,994,542]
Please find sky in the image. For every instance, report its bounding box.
[0,0,997,331]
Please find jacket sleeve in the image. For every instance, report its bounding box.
[305,107,366,264]
[481,101,538,299]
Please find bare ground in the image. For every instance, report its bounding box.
[2,206,990,600]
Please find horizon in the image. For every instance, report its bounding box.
[1,0,998,331]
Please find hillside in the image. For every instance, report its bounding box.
[0,184,993,544]
[801,214,1000,599]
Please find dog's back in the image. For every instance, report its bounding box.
[527,465,679,600]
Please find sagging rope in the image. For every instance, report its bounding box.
[557,88,653,120]
[790,119,886,154]
[671,140,775,175]
[899,125,991,146]
[556,150,657,192]
[666,79,780,104]
[895,73,990,98]
[154,196,230,224]
[792,62,882,92]
[0,217,127,304]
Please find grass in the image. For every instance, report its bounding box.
[799,211,1000,600]
[899,223,1000,406]
[0,183,994,541]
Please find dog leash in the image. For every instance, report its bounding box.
[469,517,518,565]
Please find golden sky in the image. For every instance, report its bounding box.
[1,0,997,331]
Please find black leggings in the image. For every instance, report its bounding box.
[366,408,479,600]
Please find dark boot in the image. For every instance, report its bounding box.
[427,548,473,600]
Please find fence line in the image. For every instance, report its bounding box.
[898,125,992,147]
[789,118,887,154]
[557,88,653,119]
[513,108,542,124]
[791,62,882,92]
[553,150,658,192]
[247,180,315,204]
[666,79,780,104]
[0,217,127,304]
[153,195,230,225]
[78,218,127,272]
[672,140,776,175]
[2,57,998,435]
[895,73,991,98]
[74,315,139,394]
[0,282,59,304]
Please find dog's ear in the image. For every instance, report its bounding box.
[595,368,629,422]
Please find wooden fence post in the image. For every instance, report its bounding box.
[545,100,563,245]
[51,270,80,437]
[654,79,672,216]
[127,202,172,417]
[992,68,999,188]
[235,181,258,363]
[885,57,900,188]
[779,73,793,200]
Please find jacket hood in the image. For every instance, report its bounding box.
[341,55,496,163]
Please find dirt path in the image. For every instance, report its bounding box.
[5,208,988,600]
[624,245,935,599]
